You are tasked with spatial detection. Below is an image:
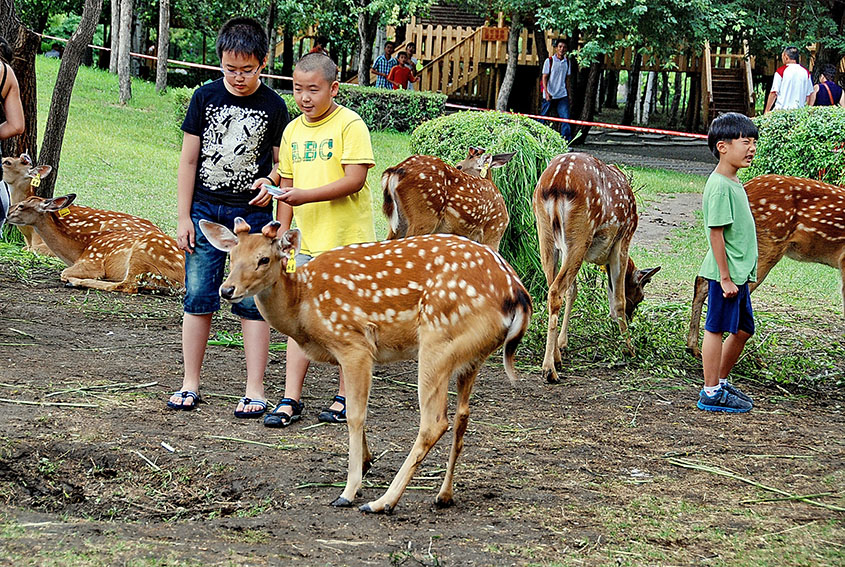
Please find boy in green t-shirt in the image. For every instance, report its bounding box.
[697,113,759,413]
[249,53,376,427]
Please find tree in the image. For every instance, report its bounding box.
[155,0,168,92]
[117,0,131,103]
[37,0,103,197]
[496,12,521,111]
[108,0,119,71]
[1,0,40,158]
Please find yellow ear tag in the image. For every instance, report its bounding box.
[479,163,490,177]
[58,208,71,217]
[286,250,297,273]
[30,173,41,187]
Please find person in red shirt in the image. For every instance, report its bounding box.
[386,52,417,89]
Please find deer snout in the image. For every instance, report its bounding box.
[220,285,237,301]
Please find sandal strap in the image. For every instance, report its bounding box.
[269,397,303,415]
[332,395,346,405]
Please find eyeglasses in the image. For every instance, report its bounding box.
[220,66,262,77]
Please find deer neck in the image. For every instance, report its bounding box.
[32,214,90,265]
[253,266,307,337]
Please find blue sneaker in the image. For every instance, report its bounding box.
[697,388,752,413]
[721,381,752,404]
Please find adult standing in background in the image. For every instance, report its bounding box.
[764,46,813,114]
[371,41,396,89]
[540,38,572,142]
[809,63,845,107]
[0,35,26,231]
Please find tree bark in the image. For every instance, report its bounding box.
[570,60,603,145]
[604,69,618,109]
[118,0,132,104]
[38,0,104,198]
[622,51,641,125]
[668,70,683,128]
[356,7,378,86]
[109,0,120,73]
[496,13,522,112]
[684,71,699,132]
[282,30,294,77]
[641,71,655,125]
[155,0,169,92]
[1,12,39,160]
[264,0,276,89]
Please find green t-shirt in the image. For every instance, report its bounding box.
[698,172,758,284]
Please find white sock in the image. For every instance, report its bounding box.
[703,384,721,397]
[719,378,728,386]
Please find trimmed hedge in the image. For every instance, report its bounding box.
[743,106,845,186]
[172,83,444,133]
[410,111,569,299]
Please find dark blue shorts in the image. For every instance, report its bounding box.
[704,279,755,336]
[184,200,273,320]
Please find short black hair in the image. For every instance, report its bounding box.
[783,46,800,62]
[407,42,416,49]
[216,18,268,62]
[708,113,758,159]
[555,38,567,48]
[396,51,408,59]
[385,41,395,49]
[820,63,838,81]
[0,36,12,64]
[295,52,338,83]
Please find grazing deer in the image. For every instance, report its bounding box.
[686,174,845,356]
[381,147,515,251]
[200,219,532,513]
[2,153,53,253]
[533,153,660,383]
[7,194,185,293]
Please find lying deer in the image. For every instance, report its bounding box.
[2,153,53,253]
[686,174,845,357]
[7,194,185,293]
[534,153,660,383]
[381,147,515,250]
[200,218,532,513]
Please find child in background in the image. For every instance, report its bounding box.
[250,53,376,427]
[169,18,289,417]
[696,112,758,413]
[387,51,417,89]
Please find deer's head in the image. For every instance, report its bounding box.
[200,217,301,302]
[623,261,661,321]
[455,147,516,180]
[1,153,52,188]
[7,194,76,226]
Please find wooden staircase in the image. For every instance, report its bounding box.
[703,41,755,123]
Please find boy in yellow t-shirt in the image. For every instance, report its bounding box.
[249,53,376,427]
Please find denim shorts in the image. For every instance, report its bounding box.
[184,200,273,320]
[704,279,755,336]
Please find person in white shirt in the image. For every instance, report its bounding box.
[764,46,813,114]
[540,38,572,141]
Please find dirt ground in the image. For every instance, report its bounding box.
[1,183,844,565]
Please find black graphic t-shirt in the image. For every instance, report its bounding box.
[182,79,289,207]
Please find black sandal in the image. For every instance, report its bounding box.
[317,395,347,424]
[263,397,304,428]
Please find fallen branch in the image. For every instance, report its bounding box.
[134,450,161,471]
[207,435,297,450]
[742,492,836,505]
[0,398,98,408]
[295,481,434,491]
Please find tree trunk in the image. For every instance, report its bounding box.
[622,51,641,125]
[604,69,618,109]
[264,0,276,89]
[130,13,142,77]
[685,72,699,132]
[641,71,655,124]
[570,60,603,145]
[38,0,104,198]
[668,71,683,128]
[532,23,548,63]
[109,0,120,72]
[282,30,293,77]
[1,20,40,159]
[356,7,378,86]
[155,0,169,92]
[117,0,132,104]
[496,13,522,112]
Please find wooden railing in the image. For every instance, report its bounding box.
[703,41,714,111]
[743,40,756,115]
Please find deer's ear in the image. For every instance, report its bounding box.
[636,266,661,287]
[279,229,302,256]
[233,217,251,235]
[261,220,282,239]
[200,219,238,252]
[490,152,516,168]
[34,165,53,179]
[41,194,76,211]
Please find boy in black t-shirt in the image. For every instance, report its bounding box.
[168,18,289,416]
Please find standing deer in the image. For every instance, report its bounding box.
[687,174,845,356]
[381,147,515,250]
[2,153,53,252]
[7,194,185,293]
[200,218,532,513]
[534,153,660,383]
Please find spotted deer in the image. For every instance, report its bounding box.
[7,194,185,293]
[200,218,532,513]
[2,153,53,253]
[686,174,845,356]
[381,147,515,251]
[534,153,660,383]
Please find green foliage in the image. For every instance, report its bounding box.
[410,111,568,298]
[335,84,446,132]
[743,106,845,185]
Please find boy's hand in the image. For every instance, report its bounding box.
[249,181,274,207]
[176,217,195,253]
[274,187,308,206]
[720,277,738,298]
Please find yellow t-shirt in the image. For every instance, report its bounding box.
[277,105,376,256]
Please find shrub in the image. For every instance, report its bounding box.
[743,106,845,186]
[335,84,446,132]
[410,111,568,299]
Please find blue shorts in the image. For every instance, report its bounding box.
[184,200,273,320]
[704,279,755,336]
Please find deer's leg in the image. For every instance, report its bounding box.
[607,245,634,355]
[542,242,588,384]
[361,335,452,514]
[332,350,374,508]
[750,245,784,294]
[839,254,845,316]
[435,358,483,508]
[557,279,577,351]
[686,276,709,358]
[61,257,107,285]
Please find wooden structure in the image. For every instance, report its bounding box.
[701,41,756,122]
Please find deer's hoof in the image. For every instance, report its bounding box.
[434,496,454,508]
[331,496,352,508]
[543,368,559,384]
